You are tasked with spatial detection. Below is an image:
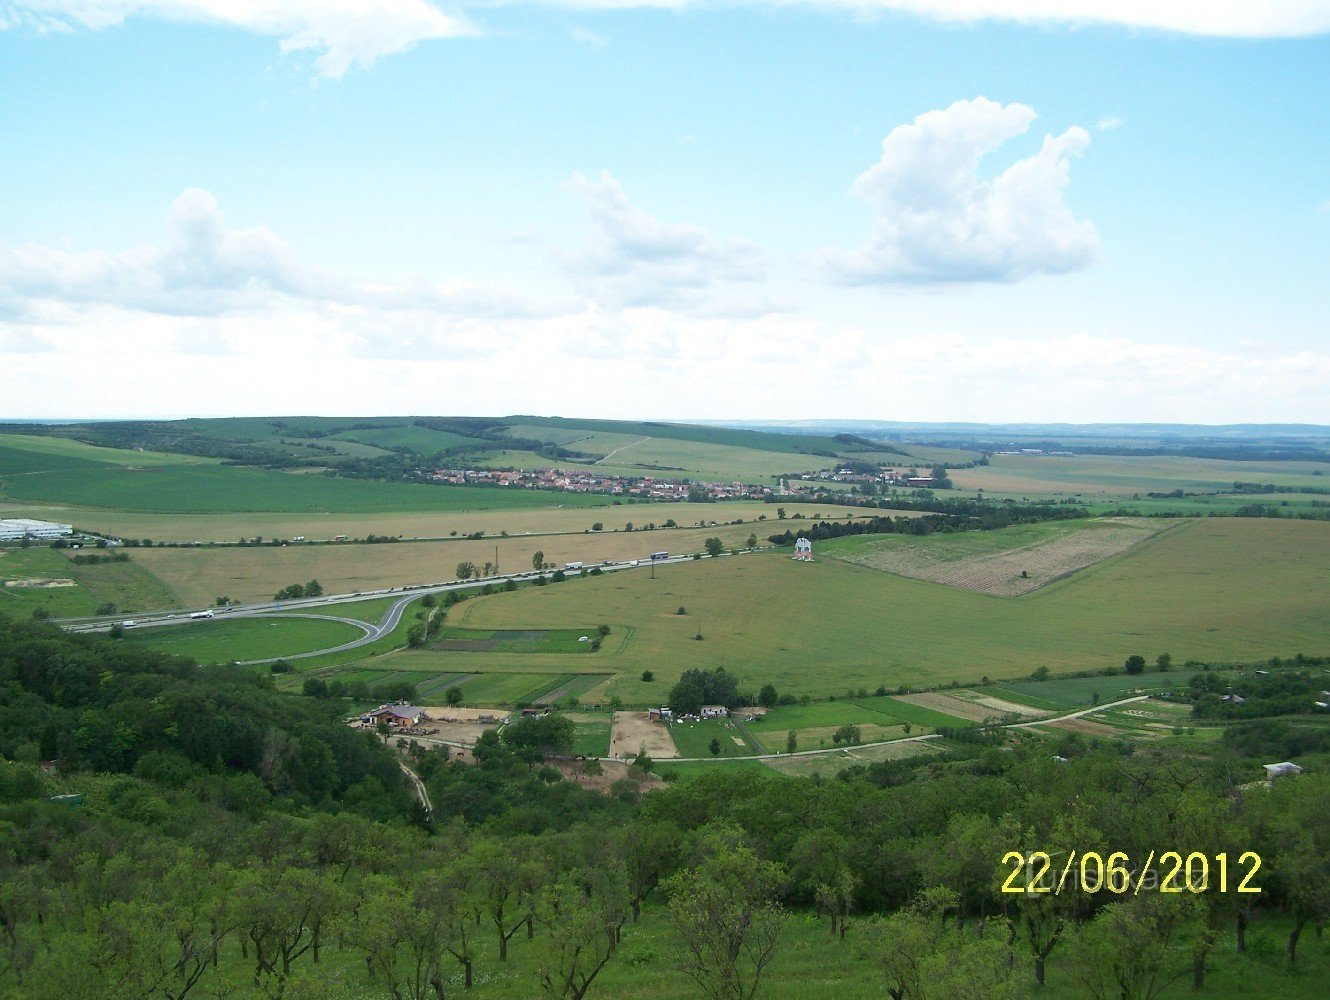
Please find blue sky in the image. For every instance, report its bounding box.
[1,2,1328,423]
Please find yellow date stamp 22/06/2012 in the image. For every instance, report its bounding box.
[999,850,1263,896]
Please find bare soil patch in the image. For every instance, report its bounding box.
[610,711,679,760]
[894,691,996,723]
[848,519,1165,596]
[4,577,77,588]
[1044,717,1127,739]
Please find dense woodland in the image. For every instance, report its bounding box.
[3,614,1330,998]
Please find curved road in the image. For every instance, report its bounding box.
[56,553,709,662]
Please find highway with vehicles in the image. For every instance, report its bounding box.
[55,551,718,662]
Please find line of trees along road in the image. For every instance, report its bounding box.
[2,614,1329,997]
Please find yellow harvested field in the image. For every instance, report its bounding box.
[844,519,1165,596]
[610,711,678,760]
[131,520,776,606]
[3,500,849,544]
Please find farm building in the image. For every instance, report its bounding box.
[364,705,423,727]
[699,705,729,719]
[0,518,73,542]
[1263,761,1304,781]
[648,707,673,722]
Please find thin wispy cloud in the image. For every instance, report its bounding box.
[1,0,473,78]
[6,0,1328,81]
[819,97,1098,285]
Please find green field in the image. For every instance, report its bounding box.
[450,518,1330,703]
[0,546,178,618]
[430,626,606,654]
[669,717,763,758]
[566,713,613,756]
[450,671,564,705]
[123,615,365,662]
[332,425,488,453]
[990,668,1207,709]
[0,461,613,514]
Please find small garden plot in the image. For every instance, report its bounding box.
[787,722,906,750]
[852,695,975,730]
[541,673,609,706]
[453,672,559,705]
[430,627,605,653]
[564,712,613,757]
[890,692,998,724]
[948,690,1050,718]
[979,686,1065,712]
[669,718,761,759]
[412,672,475,700]
[1043,717,1129,739]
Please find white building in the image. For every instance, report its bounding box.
[0,519,74,542]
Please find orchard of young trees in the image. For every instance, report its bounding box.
[2,613,1328,998]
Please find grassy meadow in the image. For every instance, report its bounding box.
[0,546,178,618]
[445,518,1330,703]
[121,616,366,663]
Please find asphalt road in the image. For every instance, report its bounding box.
[56,553,711,662]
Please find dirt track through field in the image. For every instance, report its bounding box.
[847,519,1165,596]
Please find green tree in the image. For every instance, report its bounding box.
[757,684,778,709]
[536,878,622,998]
[709,738,722,757]
[704,537,724,557]
[1124,654,1146,675]
[456,562,477,580]
[1156,652,1172,671]
[663,828,785,1000]
[746,533,758,548]
[1067,894,1206,1000]
[786,731,797,754]
[445,687,463,707]
[532,550,545,571]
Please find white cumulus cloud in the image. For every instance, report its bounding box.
[563,170,767,311]
[820,97,1098,285]
[524,1,1330,39]
[0,188,558,322]
[2,1,471,77]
